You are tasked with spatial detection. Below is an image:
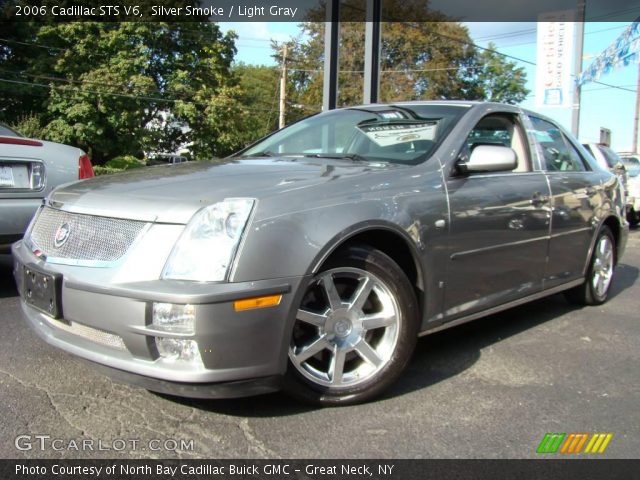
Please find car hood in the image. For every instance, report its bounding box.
[49,157,405,223]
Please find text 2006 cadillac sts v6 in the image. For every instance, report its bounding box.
[13,102,628,405]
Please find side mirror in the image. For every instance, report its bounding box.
[460,145,517,173]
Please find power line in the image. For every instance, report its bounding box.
[0,77,282,113]
[587,6,640,21]
[582,84,637,93]
[0,37,67,52]
[471,23,626,45]
[0,67,177,98]
[403,23,637,94]
[0,68,262,104]
[4,22,637,102]
[474,28,536,42]
[0,37,113,59]
[482,24,630,49]
[289,65,482,73]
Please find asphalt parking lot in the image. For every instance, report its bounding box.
[0,232,638,460]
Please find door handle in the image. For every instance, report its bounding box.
[530,192,550,206]
[585,187,598,197]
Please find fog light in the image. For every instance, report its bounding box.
[155,338,203,364]
[152,303,195,333]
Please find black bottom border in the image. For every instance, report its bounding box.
[2,459,639,480]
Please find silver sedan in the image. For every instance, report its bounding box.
[1,124,94,253]
[12,102,628,405]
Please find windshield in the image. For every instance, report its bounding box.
[240,104,470,165]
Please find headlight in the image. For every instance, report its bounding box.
[162,198,255,282]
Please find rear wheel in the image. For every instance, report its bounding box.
[565,226,616,305]
[283,245,419,406]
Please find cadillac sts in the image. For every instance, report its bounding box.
[12,102,628,405]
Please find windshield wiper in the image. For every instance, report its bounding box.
[245,150,275,157]
[304,153,368,162]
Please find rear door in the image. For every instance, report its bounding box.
[443,112,551,319]
[527,116,600,287]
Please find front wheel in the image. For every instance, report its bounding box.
[565,226,616,305]
[283,245,419,406]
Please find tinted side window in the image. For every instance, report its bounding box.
[582,144,594,157]
[0,125,19,137]
[598,145,621,168]
[529,116,586,172]
[562,136,589,171]
[465,114,530,172]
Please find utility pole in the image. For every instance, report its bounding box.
[634,62,640,153]
[363,0,382,104]
[322,0,340,111]
[279,44,288,129]
[571,1,585,138]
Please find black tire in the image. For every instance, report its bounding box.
[565,226,616,306]
[283,244,420,406]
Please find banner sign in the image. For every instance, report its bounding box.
[536,11,575,108]
[576,20,640,86]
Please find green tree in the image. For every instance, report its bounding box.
[0,5,245,163]
[283,0,528,115]
[474,42,529,104]
[286,21,479,114]
[232,63,281,144]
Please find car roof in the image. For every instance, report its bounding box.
[346,100,485,109]
[311,101,583,142]
[339,100,555,121]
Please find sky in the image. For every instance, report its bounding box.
[220,21,639,152]
[468,22,638,152]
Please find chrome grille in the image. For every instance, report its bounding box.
[42,316,126,350]
[30,207,146,263]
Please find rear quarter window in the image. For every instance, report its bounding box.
[0,125,20,137]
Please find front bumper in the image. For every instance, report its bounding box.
[12,241,310,398]
[90,363,283,399]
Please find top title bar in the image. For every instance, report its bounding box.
[1,0,640,22]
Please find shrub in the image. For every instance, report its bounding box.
[105,155,145,170]
[11,115,45,139]
[93,166,123,176]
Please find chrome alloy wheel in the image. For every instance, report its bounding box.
[289,267,401,388]
[592,235,614,298]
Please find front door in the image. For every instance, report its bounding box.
[443,113,551,319]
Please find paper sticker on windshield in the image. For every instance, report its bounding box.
[530,129,554,143]
[358,122,438,147]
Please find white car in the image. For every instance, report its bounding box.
[582,143,632,224]
[620,154,640,227]
[0,124,94,253]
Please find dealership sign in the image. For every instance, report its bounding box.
[536,11,575,108]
